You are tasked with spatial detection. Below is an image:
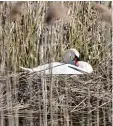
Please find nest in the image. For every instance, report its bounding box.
[0,69,111,126]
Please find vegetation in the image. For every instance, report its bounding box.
[0,1,112,126]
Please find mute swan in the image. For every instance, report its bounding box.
[20,48,93,75]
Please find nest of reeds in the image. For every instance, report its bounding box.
[0,68,111,125]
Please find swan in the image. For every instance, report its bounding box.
[20,48,93,75]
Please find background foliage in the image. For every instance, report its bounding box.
[0,1,112,126]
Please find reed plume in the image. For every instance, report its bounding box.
[45,3,68,24]
[8,1,25,21]
[92,3,112,24]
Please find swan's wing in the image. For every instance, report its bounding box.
[20,62,84,75]
[78,61,93,73]
[46,63,83,75]
[20,62,65,73]
[68,66,89,74]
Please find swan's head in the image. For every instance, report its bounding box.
[64,48,80,66]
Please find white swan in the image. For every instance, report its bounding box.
[20,48,93,75]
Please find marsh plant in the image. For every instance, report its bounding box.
[0,1,112,126]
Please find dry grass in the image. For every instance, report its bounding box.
[0,1,112,126]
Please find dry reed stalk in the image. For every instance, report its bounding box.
[8,1,25,21]
[0,1,111,126]
[92,3,112,24]
[0,1,3,4]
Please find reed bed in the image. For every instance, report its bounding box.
[0,1,112,126]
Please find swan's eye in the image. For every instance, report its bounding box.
[70,55,75,61]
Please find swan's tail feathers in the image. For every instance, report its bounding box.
[20,66,33,72]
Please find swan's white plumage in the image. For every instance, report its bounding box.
[20,62,92,74]
[77,61,93,73]
[20,48,93,75]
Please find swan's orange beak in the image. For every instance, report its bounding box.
[74,56,79,67]
[75,60,79,67]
